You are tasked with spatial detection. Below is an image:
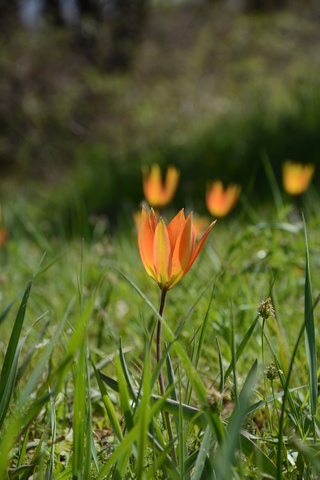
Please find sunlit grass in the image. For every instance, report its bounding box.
[0,189,319,478]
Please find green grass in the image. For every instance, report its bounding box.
[0,179,320,479]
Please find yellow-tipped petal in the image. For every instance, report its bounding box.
[149,207,158,232]
[138,206,157,282]
[184,220,216,276]
[167,209,185,252]
[169,213,194,289]
[153,218,172,287]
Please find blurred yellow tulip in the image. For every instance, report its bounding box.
[282,161,315,195]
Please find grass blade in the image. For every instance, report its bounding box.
[303,216,317,422]
[192,426,212,480]
[214,359,258,479]
[0,276,34,400]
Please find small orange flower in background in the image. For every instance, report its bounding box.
[138,206,215,291]
[206,180,241,218]
[282,161,315,195]
[142,164,180,208]
[0,206,8,249]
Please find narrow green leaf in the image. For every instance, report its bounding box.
[166,347,179,434]
[93,362,123,442]
[216,337,224,393]
[73,338,86,480]
[115,353,134,432]
[194,287,215,369]
[47,391,56,480]
[261,150,283,212]
[192,426,212,480]
[17,426,30,468]
[0,277,33,397]
[20,301,73,405]
[119,337,137,400]
[303,216,317,419]
[214,360,258,479]
[136,346,151,479]
[0,295,17,327]
[225,315,259,381]
[84,338,93,478]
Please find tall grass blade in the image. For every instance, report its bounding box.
[216,337,224,393]
[115,353,134,432]
[84,339,93,478]
[261,150,283,212]
[47,391,56,480]
[224,315,259,381]
[20,300,73,405]
[93,362,123,443]
[303,216,317,421]
[135,345,151,479]
[214,359,258,479]
[192,426,212,480]
[0,276,34,400]
[0,296,17,327]
[72,335,86,480]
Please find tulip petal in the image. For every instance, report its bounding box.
[164,166,180,204]
[138,207,157,282]
[149,208,158,233]
[184,220,216,276]
[153,218,172,287]
[169,213,194,289]
[167,209,185,252]
[142,164,163,207]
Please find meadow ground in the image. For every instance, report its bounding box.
[0,181,319,478]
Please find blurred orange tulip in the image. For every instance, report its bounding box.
[282,161,315,195]
[142,164,180,208]
[0,206,8,248]
[138,206,215,291]
[206,181,241,218]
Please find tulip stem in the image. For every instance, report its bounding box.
[157,288,167,396]
[157,288,177,465]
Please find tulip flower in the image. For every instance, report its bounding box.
[142,164,180,208]
[138,205,215,400]
[206,181,241,218]
[138,206,216,292]
[282,161,315,195]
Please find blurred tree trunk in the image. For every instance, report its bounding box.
[0,0,19,27]
[106,0,148,72]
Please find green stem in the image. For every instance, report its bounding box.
[156,288,177,465]
[157,288,167,396]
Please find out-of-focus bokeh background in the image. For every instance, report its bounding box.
[1,0,320,232]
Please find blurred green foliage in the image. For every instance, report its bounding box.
[1,3,320,230]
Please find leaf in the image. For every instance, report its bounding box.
[192,426,213,480]
[214,360,258,479]
[303,216,317,420]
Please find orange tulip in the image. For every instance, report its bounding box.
[142,164,180,208]
[0,206,8,249]
[206,181,241,218]
[138,206,215,291]
[282,161,315,195]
